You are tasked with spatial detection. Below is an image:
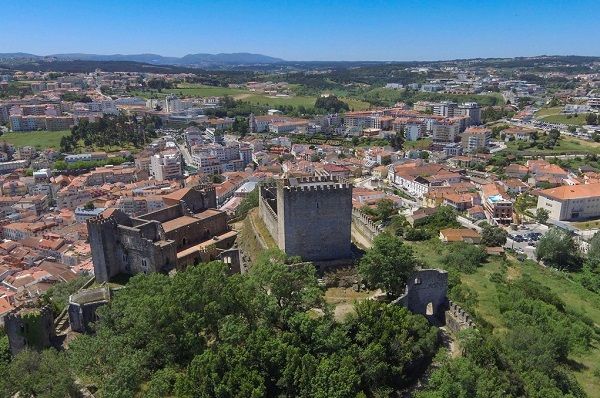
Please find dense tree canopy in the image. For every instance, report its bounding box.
[60,251,437,397]
[481,223,508,247]
[314,95,350,113]
[443,242,488,273]
[359,233,418,296]
[536,228,582,270]
[59,114,161,152]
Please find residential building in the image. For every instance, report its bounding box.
[461,126,491,153]
[481,183,513,225]
[150,151,182,181]
[536,183,600,221]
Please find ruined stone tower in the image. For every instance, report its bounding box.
[5,306,55,356]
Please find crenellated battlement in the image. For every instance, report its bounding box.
[282,183,352,193]
[86,214,116,226]
[445,299,476,333]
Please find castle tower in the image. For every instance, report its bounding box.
[276,176,352,261]
[5,307,55,356]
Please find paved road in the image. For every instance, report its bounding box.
[175,141,195,166]
[457,216,483,232]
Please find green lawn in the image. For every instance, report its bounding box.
[535,106,562,117]
[535,106,589,126]
[359,88,504,107]
[572,219,600,230]
[239,93,371,111]
[540,113,588,126]
[404,138,433,150]
[0,130,70,149]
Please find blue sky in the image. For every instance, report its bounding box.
[1,0,599,61]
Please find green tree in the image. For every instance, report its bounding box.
[346,300,438,392]
[535,208,549,224]
[586,113,598,125]
[481,223,508,247]
[443,243,487,273]
[586,231,600,269]
[375,198,396,223]
[2,349,78,398]
[235,187,259,219]
[535,228,582,270]
[359,233,417,296]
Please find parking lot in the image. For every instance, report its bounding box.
[505,223,549,260]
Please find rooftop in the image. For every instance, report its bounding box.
[538,183,600,201]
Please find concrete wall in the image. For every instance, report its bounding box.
[278,183,352,261]
[537,194,600,221]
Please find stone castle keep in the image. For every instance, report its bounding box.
[87,185,238,283]
[259,176,353,261]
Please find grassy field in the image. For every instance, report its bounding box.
[462,257,600,395]
[505,136,600,155]
[0,130,70,149]
[404,138,433,150]
[164,85,248,97]
[133,84,371,111]
[360,88,504,107]
[572,219,600,230]
[535,106,589,125]
[509,260,600,394]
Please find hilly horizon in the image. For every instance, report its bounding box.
[0,52,285,67]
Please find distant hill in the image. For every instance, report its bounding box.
[0,52,285,67]
[0,60,201,74]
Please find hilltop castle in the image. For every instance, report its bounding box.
[258,176,352,261]
[87,185,238,283]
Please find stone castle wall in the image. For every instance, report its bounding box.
[445,300,475,333]
[278,179,352,261]
[139,203,186,224]
[259,185,279,241]
[352,208,384,242]
[5,306,54,355]
[397,269,449,325]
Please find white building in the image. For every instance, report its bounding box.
[150,151,182,181]
[537,183,600,221]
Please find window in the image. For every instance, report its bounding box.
[414,278,421,285]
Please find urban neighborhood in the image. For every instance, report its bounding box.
[1,2,600,397]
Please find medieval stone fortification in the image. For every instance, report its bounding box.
[396,268,475,332]
[259,176,352,261]
[87,185,237,283]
